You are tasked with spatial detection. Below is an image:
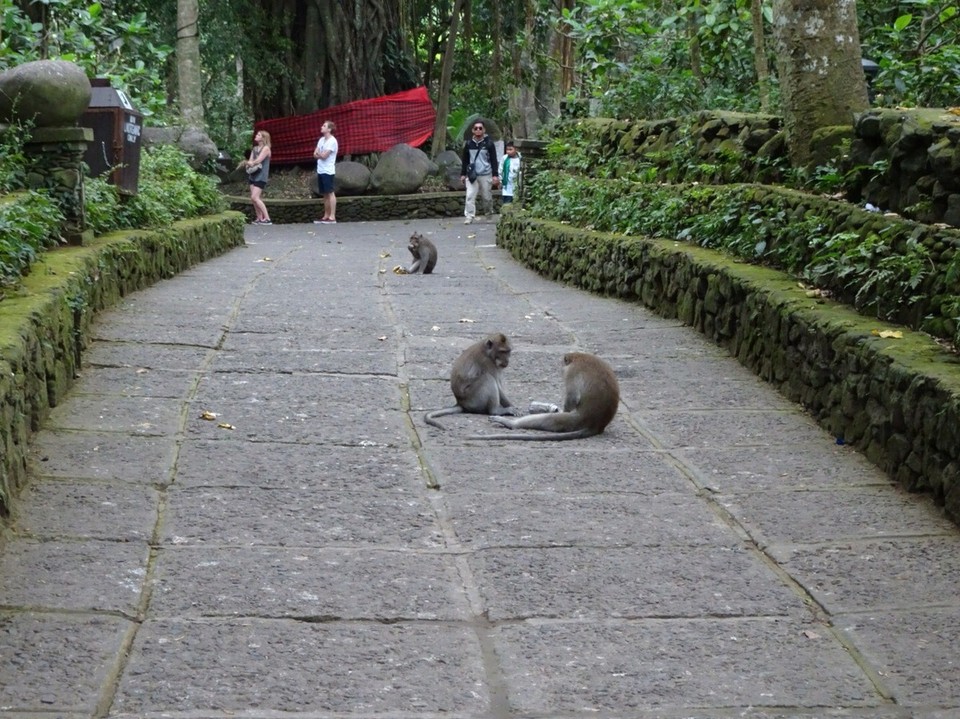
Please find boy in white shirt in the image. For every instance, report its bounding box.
[499,141,521,204]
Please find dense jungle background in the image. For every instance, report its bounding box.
[1,0,958,164]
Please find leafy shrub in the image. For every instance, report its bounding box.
[84,144,225,234]
[860,3,960,108]
[0,193,64,287]
[0,140,226,292]
[0,121,30,193]
[0,2,174,120]
[82,176,124,236]
[526,170,960,346]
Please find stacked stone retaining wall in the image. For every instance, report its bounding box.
[497,210,960,524]
[0,212,245,520]
[561,108,960,227]
[227,190,495,224]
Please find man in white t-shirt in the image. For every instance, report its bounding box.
[313,120,339,224]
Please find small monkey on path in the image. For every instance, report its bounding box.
[407,232,438,274]
[472,352,619,441]
[424,333,521,429]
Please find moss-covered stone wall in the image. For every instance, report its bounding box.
[561,108,960,227]
[0,212,245,519]
[227,190,498,223]
[497,210,960,524]
[847,108,960,226]
[524,172,960,348]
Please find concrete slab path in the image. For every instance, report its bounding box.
[1,217,959,719]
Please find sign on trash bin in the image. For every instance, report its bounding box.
[80,78,143,195]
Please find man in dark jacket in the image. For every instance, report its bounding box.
[460,120,500,224]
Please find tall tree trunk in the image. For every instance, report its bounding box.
[750,0,771,112]
[687,12,704,88]
[539,0,565,121]
[771,0,869,167]
[176,0,205,129]
[244,0,415,118]
[299,0,322,113]
[557,0,575,95]
[507,0,538,138]
[281,0,295,115]
[491,0,502,94]
[431,0,465,158]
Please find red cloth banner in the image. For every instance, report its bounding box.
[254,86,436,165]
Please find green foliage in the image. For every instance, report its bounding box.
[447,56,508,144]
[544,134,597,176]
[0,192,64,287]
[805,229,933,316]
[82,175,122,235]
[941,252,960,348]
[526,170,960,344]
[0,119,29,193]
[447,109,476,149]
[859,0,960,108]
[0,0,174,119]
[561,0,774,118]
[198,0,271,158]
[0,121,63,287]
[553,0,958,120]
[85,145,226,236]
[538,115,774,187]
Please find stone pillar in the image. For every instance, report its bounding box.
[0,59,94,245]
[23,126,94,245]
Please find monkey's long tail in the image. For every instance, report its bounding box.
[423,406,464,430]
[467,429,597,441]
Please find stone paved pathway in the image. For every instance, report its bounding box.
[1,217,958,718]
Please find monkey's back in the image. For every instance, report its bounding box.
[564,353,620,434]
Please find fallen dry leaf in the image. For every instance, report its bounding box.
[377,336,388,341]
[459,318,475,323]
[392,265,408,274]
[199,410,218,421]
[872,329,904,339]
[802,630,821,640]
[380,251,392,258]
[217,422,235,430]
[255,257,273,262]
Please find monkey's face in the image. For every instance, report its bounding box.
[408,233,423,252]
[486,334,512,369]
